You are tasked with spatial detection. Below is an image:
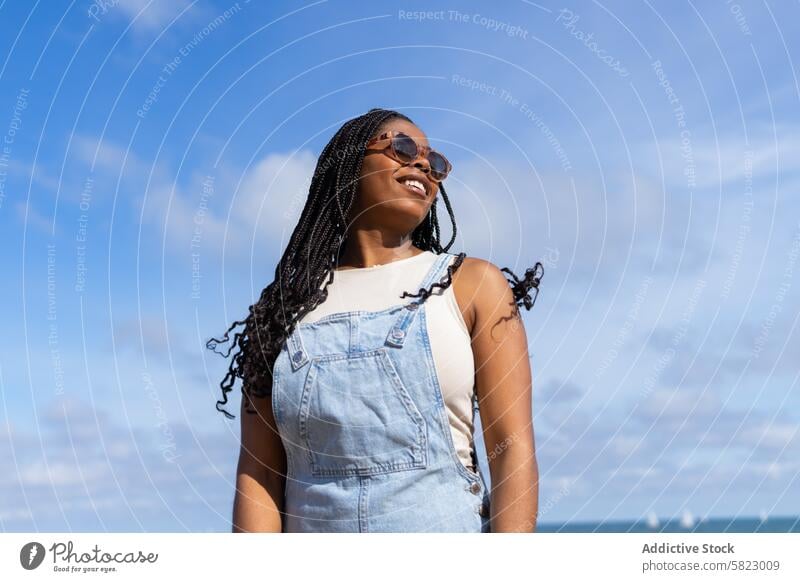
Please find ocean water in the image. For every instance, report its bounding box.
[537,515,800,533]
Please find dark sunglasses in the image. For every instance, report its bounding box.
[365,131,452,182]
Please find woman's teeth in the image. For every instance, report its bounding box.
[401,179,425,195]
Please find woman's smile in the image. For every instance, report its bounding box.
[395,171,430,199]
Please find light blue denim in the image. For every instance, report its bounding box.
[271,252,491,532]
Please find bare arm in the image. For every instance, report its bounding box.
[463,258,539,532]
[232,384,287,533]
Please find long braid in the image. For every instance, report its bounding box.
[207,108,544,419]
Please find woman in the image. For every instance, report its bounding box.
[207,108,543,533]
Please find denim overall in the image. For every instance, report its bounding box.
[271,252,491,532]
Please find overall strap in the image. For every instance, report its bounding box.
[286,323,310,371]
[385,252,454,348]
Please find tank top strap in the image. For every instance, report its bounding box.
[385,252,454,349]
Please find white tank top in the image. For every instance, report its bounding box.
[296,250,476,469]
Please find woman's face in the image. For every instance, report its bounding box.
[348,118,440,236]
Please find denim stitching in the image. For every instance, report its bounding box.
[349,313,358,354]
[297,361,316,470]
[297,305,404,328]
[418,276,484,491]
[358,477,369,533]
[300,349,428,478]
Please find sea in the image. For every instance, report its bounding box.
[537,515,800,533]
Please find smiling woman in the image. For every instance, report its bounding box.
[206,107,544,533]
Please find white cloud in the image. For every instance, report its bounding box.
[15,200,55,235]
[742,422,799,450]
[649,126,800,190]
[450,156,675,286]
[0,396,239,531]
[234,149,319,245]
[70,134,319,258]
[113,0,193,32]
[18,460,108,487]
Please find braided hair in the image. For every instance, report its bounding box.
[206,108,543,418]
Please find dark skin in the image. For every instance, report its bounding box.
[233,118,538,532]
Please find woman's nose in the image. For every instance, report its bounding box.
[411,156,431,174]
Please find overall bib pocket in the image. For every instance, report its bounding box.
[298,348,428,477]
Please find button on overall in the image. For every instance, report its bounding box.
[271,252,491,532]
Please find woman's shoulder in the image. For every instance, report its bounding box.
[453,254,508,288]
[450,254,512,335]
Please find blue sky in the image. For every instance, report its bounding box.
[1,0,798,531]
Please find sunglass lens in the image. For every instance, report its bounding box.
[428,151,450,181]
[392,133,418,162]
